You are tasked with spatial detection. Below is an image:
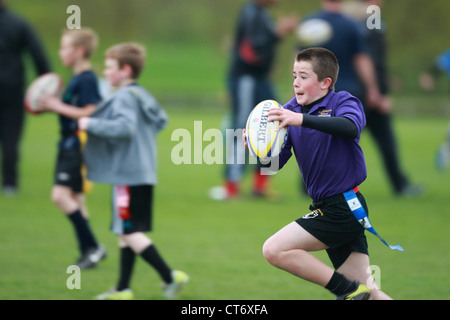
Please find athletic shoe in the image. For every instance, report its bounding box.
[163,270,189,299]
[335,282,371,300]
[76,244,107,269]
[252,188,281,202]
[397,184,424,198]
[96,288,134,300]
[209,186,228,200]
[2,186,18,197]
[209,182,239,201]
[436,142,450,171]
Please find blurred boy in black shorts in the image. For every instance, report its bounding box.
[39,28,105,269]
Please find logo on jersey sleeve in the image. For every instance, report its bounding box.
[318,109,332,117]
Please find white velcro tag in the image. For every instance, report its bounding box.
[347,198,362,211]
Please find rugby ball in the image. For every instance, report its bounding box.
[25,72,63,114]
[297,18,333,47]
[245,100,288,159]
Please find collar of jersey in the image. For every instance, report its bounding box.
[292,90,334,114]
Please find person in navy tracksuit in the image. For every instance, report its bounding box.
[216,0,297,200]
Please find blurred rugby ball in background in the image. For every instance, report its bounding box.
[245,100,288,159]
[25,72,63,114]
[297,18,333,47]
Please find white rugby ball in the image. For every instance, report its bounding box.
[25,72,63,114]
[245,100,288,159]
[297,18,333,47]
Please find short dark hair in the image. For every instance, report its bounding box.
[296,47,339,90]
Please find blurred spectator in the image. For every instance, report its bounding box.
[352,0,423,195]
[419,48,450,92]
[211,0,297,200]
[419,48,450,170]
[298,0,422,197]
[0,0,51,195]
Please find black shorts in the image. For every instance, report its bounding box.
[295,191,369,269]
[54,148,83,193]
[111,185,153,235]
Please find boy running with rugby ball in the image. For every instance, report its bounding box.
[245,48,392,300]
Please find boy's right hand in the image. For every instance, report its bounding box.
[267,107,303,129]
[78,117,90,131]
[38,94,63,112]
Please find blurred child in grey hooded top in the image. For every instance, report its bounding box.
[79,43,188,300]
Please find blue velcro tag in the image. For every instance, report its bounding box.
[343,190,404,251]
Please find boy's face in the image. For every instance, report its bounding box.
[104,58,128,87]
[59,35,82,67]
[293,60,330,105]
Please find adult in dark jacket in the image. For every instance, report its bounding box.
[0,0,50,195]
[298,0,422,197]
[345,0,423,196]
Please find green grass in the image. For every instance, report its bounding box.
[0,103,449,300]
[3,0,449,302]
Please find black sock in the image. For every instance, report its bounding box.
[116,247,136,291]
[140,244,172,283]
[67,209,98,254]
[325,271,358,296]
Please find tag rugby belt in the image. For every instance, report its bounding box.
[343,187,404,251]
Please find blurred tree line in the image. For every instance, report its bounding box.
[8,0,450,96]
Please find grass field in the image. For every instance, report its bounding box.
[1,0,448,304]
[0,99,449,300]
